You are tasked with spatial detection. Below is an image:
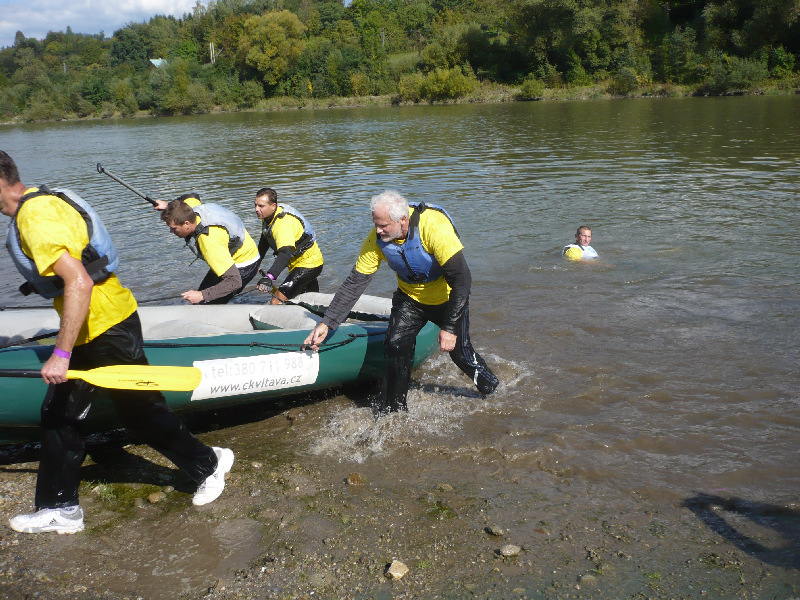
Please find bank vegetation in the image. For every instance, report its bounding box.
[1,0,799,122]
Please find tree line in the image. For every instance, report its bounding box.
[1,0,797,121]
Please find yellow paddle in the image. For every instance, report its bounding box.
[0,365,203,391]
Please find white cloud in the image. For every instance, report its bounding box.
[0,0,205,49]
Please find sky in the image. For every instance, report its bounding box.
[0,0,205,49]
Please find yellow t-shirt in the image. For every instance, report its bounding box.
[266,207,324,270]
[183,198,259,276]
[16,189,137,345]
[355,207,463,305]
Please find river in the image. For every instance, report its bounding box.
[1,94,798,513]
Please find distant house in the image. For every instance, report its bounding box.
[149,59,167,68]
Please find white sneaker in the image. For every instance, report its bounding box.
[9,506,85,534]
[193,447,234,506]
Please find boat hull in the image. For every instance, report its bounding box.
[0,296,439,443]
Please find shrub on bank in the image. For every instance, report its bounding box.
[768,46,795,79]
[696,53,769,95]
[22,97,63,122]
[239,80,265,107]
[396,66,478,103]
[516,75,545,100]
[607,67,639,96]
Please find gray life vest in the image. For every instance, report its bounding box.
[261,204,316,257]
[6,185,119,298]
[187,203,247,260]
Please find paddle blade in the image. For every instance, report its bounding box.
[67,365,203,391]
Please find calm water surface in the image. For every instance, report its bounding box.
[1,96,798,506]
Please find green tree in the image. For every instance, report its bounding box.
[509,0,579,72]
[110,27,149,69]
[145,15,183,59]
[767,45,795,77]
[703,0,800,56]
[77,37,107,66]
[420,16,470,70]
[158,58,214,114]
[654,25,703,83]
[79,67,112,106]
[236,10,307,86]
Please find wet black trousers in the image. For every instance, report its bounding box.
[381,290,500,414]
[198,260,261,304]
[278,265,323,299]
[35,311,217,510]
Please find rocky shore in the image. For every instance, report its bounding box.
[1,392,798,600]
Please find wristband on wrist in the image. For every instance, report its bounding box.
[266,273,275,281]
[53,347,71,359]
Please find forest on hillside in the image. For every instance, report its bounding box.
[1,0,798,121]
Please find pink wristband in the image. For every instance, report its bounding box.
[266,273,275,281]
[53,347,71,359]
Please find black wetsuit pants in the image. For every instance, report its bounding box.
[381,290,499,414]
[35,311,217,510]
[277,265,323,299]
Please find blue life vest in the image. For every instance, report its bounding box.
[377,202,458,284]
[261,204,316,257]
[6,185,119,298]
[189,203,247,259]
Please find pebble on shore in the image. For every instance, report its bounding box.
[385,560,409,579]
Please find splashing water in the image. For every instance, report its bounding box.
[306,353,530,463]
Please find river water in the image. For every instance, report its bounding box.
[1,95,798,512]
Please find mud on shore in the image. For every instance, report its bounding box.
[1,391,798,600]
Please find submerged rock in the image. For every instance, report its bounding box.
[346,472,368,486]
[485,525,505,536]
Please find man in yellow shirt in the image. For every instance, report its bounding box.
[253,187,324,304]
[160,195,260,304]
[303,190,499,414]
[0,151,233,534]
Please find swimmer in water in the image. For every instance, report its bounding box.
[562,225,598,261]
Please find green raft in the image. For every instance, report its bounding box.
[0,292,439,444]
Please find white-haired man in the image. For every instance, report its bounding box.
[303,190,499,413]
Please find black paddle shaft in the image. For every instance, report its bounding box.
[96,163,157,206]
[0,369,42,378]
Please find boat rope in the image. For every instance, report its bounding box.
[0,285,264,309]
[1,329,383,353]
[1,282,263,309]
[143,331,384,353]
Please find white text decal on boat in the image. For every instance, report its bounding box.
[191,351,320,400]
